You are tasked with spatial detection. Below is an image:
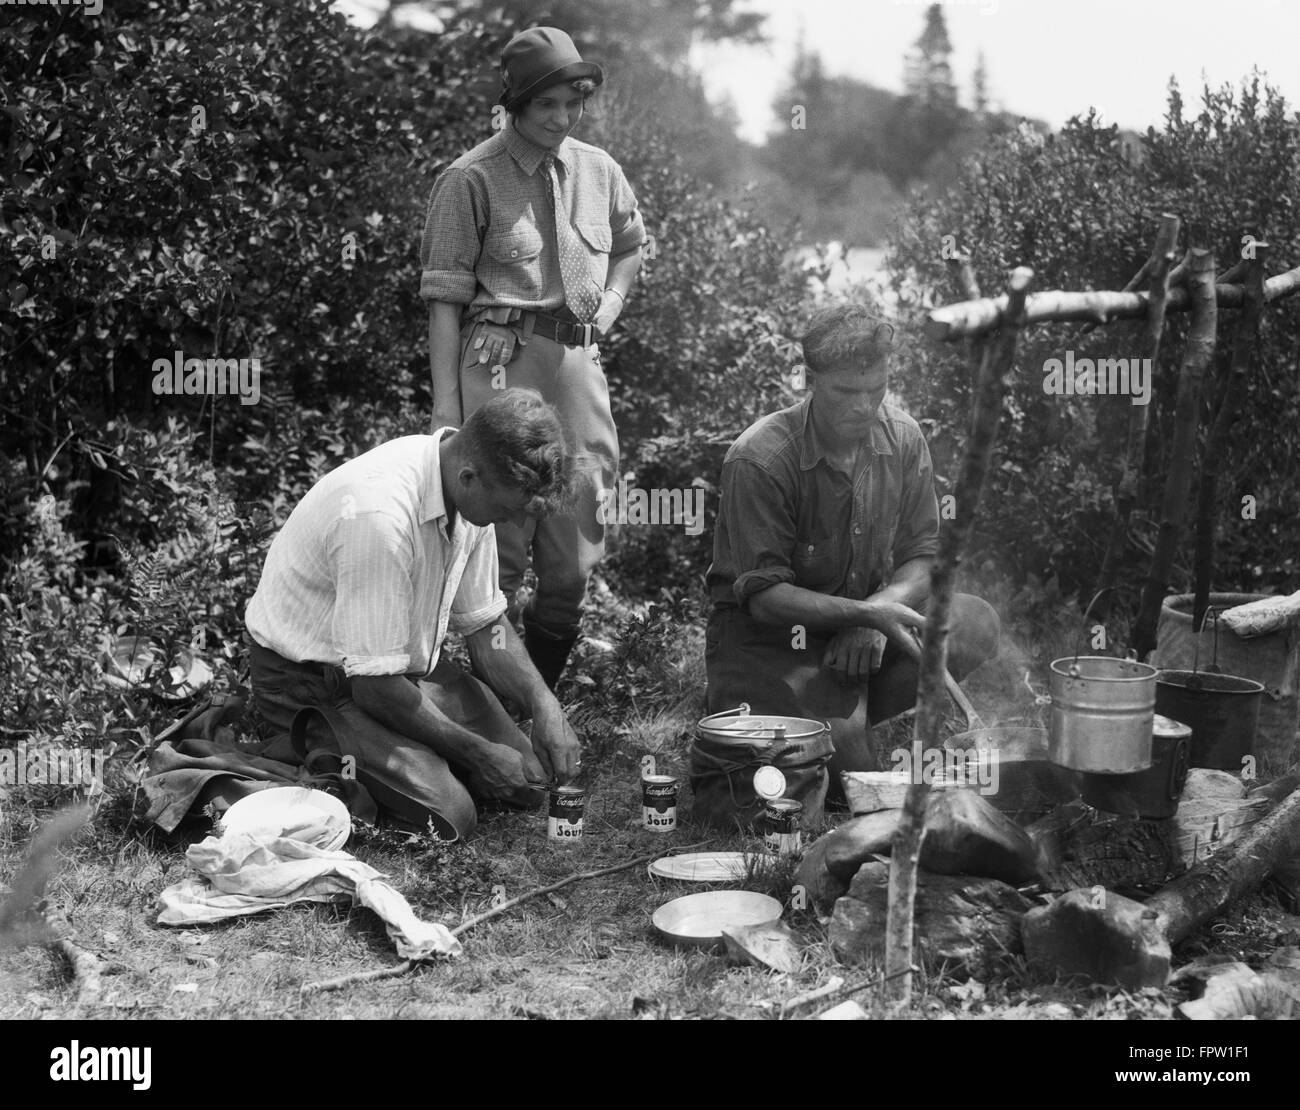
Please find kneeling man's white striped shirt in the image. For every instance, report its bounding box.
[245,432,507,678]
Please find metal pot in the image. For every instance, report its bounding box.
[1081,714,1192,819]
[1049,655,1157,773]
[943,726,1080,824]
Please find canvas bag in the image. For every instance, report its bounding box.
[688,708,836,830]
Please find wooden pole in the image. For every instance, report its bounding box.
[1132,249,1217,660]
[1092,214,1180,623]
[945,252,984,391]
[924,263,1300,341]
[884,266,1034,1005]
[1192,244,1267,630]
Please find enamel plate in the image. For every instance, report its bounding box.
[648,851,759,882]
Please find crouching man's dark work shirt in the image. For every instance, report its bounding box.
[707,396,940,613]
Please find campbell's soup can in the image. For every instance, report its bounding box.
[641,774,678,832]
[548,785,585,842]
[761,798,802,856]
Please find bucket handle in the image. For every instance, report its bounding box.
[707,703,751,721]
[1073,587,1115,666]
[1193,608,1225,675]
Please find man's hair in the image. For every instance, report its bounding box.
[801,303,896,376]
[458,388,571,513]
[508,77,598,116]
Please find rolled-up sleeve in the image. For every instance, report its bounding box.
[891,433,941,566]
[608,163,645,257]
[448,526,509,635]
[327,511,415,676]
[419,167,483,304]
[715,458,797,610]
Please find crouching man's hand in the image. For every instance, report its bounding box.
[529,700,583,784]
[823,626,887,683]
[465,743,547,807]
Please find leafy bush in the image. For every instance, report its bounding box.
[886,78,1300,621]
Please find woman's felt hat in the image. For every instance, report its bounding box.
[499,27,603,111]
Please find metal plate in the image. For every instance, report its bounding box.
[651,890,783,950]
[647,851,760,882]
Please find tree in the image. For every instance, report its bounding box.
[903,3,957,110]
[886,76,1300,620]
[972,50,989,117]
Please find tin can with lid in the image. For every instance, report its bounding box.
[761,797,803,856]
[548,785,585,842]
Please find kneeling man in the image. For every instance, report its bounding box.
[705,305,1000,775]
[245,389,582,839]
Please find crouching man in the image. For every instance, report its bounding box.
[244,389,582,839]
[705,305,1000,777]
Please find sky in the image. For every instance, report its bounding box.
[335,0,1300,144]
[693,0,1300,142]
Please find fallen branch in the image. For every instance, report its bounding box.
[780,965,919,1018]
[41,903,108,1008]
[300,839,718,995]
[1146,783,1300,945]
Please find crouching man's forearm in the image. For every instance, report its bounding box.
[466,619,582,783]
[350,672,543,802]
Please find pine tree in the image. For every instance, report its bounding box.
[972,50,989,116]
[903,3,957,109]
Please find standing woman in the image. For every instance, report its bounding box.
[420,26,645,689]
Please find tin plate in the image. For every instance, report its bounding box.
[652,891,783,949]
[648,851,762,882]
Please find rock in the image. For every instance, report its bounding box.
[795,790,1040,912]
[921,789,1041,885]
[1174,960,1299,1020]
[794,811,898,911]
[1181,768,1246,801]
[1021,888,1171,990]
[829,861,1032,977]
[721,920,803,974]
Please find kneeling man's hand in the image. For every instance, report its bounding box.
[468,744,546,806]
[529,701,583,784]
[823,627,887,683]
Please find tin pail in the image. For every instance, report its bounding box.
[1049,655,1157,773]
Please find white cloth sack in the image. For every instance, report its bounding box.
[157,792,461,961]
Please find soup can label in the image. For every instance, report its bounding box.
[641,774,678,832]
[761,798,802,856]
[548,786,585,842]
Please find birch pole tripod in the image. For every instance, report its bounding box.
[884,216,1300,1004]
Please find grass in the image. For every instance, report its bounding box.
[3,592,1299,1020]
